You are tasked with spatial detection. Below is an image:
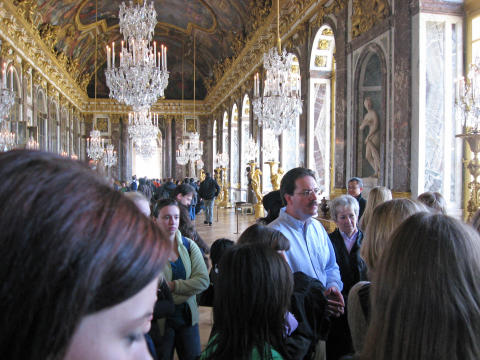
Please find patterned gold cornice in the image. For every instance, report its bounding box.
[0,1,87,110]
[205,0,345,113]
[83,99,209,116]
[351,0,390,38]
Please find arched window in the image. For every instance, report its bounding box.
[6,65,24,146]
[282,55,300,170]
[132,134,163,178]
[48,101,59,153]
[36,89,47,151]
[308,25,335,196]
[231,103,239,201]
[240,94,250,201]
[60,108,68,154]
[212,119,217,171]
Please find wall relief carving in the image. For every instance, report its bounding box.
[351,0,390,38]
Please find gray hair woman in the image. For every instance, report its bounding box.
[327,195,367,359]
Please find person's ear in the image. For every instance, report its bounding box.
[284,193,293,206]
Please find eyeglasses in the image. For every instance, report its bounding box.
[294,188,321,198]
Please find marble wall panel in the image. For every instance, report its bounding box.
[392,0,413,192]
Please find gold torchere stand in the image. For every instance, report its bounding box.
[218,167,232,208]
[248,161,265,218]
[265,160,284,191]
[457,133,480,221]
[214,167,224,205]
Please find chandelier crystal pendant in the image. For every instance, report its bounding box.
[103,143,118,167]
[261,130,279,161]
[456,59,480,133]
[245,135,259,162]
[105,0,169,111]
[216,152,229,168]
[0,123,15,152]
[252,0,302,135]
[86,129,105,162]
[0,63,15,121]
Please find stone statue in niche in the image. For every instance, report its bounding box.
[360,97,380,178]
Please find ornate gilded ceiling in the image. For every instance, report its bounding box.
[17,0,262,100]
[1,0,353,111]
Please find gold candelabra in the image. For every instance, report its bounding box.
[456,60,480,221]
[218,166,232,208]
[265,160,284,191]
[457,133,480,221]
[214,167,223,205]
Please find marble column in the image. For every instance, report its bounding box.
[334,6,348,189]
[391,0,412,192]
[164,117,172,178]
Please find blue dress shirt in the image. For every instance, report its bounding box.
[269,208,343,291]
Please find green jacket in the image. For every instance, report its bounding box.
[201,335,284,359]
[158,230,210,333]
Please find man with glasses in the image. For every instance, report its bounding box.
[269,167,344,359]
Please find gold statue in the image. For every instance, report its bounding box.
[218,167,232,208]
[265,161,284,191]
[248,162,264,218]
[199,169,206,182]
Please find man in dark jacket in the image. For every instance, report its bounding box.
[198,172,220,226]
[347,177,366,219]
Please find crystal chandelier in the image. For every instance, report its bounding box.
[0,63,15,121]
[86,129,105,161]
[135,136,157,159]
[105,0,169,111]
[128,108,159,145]
[175,34,203,167]
[103,143,118,167]
[262,130,279,161]
[196,158,204,170]
[0,123,15,151]
[25,136,39,150]
[216,152,229,168]
[176,132,203,165]
[245,135,259,162]
[456,59,480,133]
[252,0,302,135]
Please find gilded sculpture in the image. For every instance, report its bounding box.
[351,0,390,38]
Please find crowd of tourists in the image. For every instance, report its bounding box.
[1,149,480,360]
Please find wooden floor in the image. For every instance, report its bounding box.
[192,206,257,351]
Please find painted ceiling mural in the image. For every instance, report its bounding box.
[27,0,260,100]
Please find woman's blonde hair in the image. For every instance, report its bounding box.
[359,186,392,231]
[361,213,480,360]
[361,198,425,274]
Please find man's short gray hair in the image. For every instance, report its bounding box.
[347,177,363,188]
[330,194,359,221]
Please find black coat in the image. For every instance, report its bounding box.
[198,176,220,200]
[329,229,367,297]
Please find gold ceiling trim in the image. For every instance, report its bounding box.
[0,1,88,109]
[83,99,209,116]
[351,0,390,39]
[204,0,345,113]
